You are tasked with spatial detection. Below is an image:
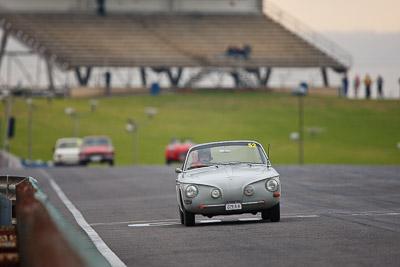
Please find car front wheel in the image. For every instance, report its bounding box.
[179,207,184,224]
[183,207,195,226]
[261,203,280,222]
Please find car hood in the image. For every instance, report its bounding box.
[55,147,80,155]
[181,165,279,188]
[81,146,113,154]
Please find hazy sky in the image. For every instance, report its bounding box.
[265,0,400,33]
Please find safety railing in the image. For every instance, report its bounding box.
[263,1,352,69]
[0,175,111,267]
[0,150,23,169]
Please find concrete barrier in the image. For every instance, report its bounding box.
[16,178,87,267]
[0,176,111,267]
[0,150,23,169]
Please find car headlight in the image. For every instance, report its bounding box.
[185,185,198,198]
[211,189,220,198]
[266,179,279,192]
[244,186,254,196]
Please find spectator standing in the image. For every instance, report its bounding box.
[97,0,106,16]
[105,71,111,95]
[364,74,372,99]
[353,74,360,98]
[342,73,349,98]
[377,75,383,99]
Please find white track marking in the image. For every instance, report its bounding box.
[126,211,400,228]
[350,212,400,216]
[128,222,181,227]
[39,169,126,267]
[238,218,261,221]
[285,215,319,218]
[199,219,222,224]
[91,218,178,227]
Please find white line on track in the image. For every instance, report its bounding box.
[39,169,126,267]
[128,222,181,227]
[127,214,320,227]
[350,212,400,216]
[127,211,400,228]
[90,218,179,227]
[285,215,320,218]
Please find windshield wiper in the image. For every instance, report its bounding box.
[218,161,247,166]
[187,164,217,170]
[219,162,260,167]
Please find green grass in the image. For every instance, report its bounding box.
[2,91,400,165]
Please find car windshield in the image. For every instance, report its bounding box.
[184,142,267,170]
[57,140,80,148]
[83,138,110,146]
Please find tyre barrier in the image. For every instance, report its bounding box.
[1,176,110,267]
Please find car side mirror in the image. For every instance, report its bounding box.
[175,168,183,174]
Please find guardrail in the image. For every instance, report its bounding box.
[0,150,23,169]
[263,1,352,69]
[0,175,110,267]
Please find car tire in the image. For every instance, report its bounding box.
[79,161,87,166]
[179,207,184,224]
[166,159,172,165]
[183,207,195,226]
[261,209,270,220]
[109,160,114,166]
[261,203,280,222]
[269,203,280,222]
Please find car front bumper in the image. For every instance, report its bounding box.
[182,195,280,216]
[80,153,114,163]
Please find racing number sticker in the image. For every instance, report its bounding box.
[248,143,256,148]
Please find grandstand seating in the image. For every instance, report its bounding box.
[0,13,346,71]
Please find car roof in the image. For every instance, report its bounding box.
[188,140,261,150]
[183,140,268,170]
[83,135,111,140]
[56,137,81,143]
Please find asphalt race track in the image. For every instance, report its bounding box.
[2,165,400,266]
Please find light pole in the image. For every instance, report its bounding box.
[26,98,34,166]
[398,78,400,99]
[65,107,78,137]
[298,94,304,165]
[65,100,99,137]
[125,107,158,165]
[145,107,158,120]
[291,83,307,165]
[126,119,137,164]
[3,90,12,152]
[89,99,99,112]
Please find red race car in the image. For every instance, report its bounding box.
[165,138,194,165]
[79,136,115,166]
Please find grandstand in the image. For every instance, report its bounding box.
[0,0,351,93]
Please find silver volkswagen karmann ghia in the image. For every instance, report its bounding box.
[175,140,281,226]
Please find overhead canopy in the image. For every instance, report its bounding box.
[0,13,349,72]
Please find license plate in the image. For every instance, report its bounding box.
[91,156,102,162]
[226,203,242,211]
